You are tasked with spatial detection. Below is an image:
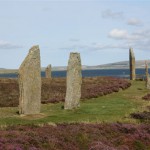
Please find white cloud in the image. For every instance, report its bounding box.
[108,28,150,41]
[0,40,22,49]
[108,28,150,51]
[108,29,128,40]
[127,18,142,26]
[102,9,124,19]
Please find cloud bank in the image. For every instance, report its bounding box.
[61,28,150,52]
[108,28,150,50]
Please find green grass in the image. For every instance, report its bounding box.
[0,80,149,126]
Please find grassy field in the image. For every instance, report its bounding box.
[0,80,149,127]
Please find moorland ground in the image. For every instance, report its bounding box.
[0,77,131,107]
[0,77,149,149]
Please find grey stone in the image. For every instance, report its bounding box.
[18,45,41,115]
[129,48,136,80]
[64,52,82,109]
[145,61,150,89]
[45,64,52,78]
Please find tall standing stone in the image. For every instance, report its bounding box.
[145,61,150,89]
[45,64,52,78]
[129,48,136,80]
[18,45,41,115]
[64,52,82,109]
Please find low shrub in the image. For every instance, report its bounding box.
[142,93,150,101]
[0,123,149,150]
[130,111,150,121]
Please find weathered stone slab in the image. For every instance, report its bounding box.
[64,52,82,109]
[18,45,41,114]
[145,61,150,89]
[45,64,52,78]
[129,48,136,80]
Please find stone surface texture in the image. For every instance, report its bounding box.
[145,61,150,89]
[129,48,136,80]
[45,64,52,78]
[64,52,82,109]
[18,45,41,114]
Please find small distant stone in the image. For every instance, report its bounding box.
[145,61,150,89]
[129,48,136,80]
[45,64,52,78]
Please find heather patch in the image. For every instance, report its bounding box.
[0,77,131,107]
[0,123,149,150]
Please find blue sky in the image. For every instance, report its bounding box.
[0,0,150,68]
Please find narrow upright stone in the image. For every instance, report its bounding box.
[129,48,136,80]
[18,45,41,115]
[145,61,150,89]
[64,52,82,109]
[45,64,52,78]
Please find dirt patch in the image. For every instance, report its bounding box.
[20,113,47,120]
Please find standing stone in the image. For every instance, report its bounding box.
[145,61,150,89]
[45,64,52,78]
[18,45,41,115]
[64,52,82,109]
[129,48,136,80]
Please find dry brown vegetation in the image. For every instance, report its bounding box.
[0,79,18,107]
[0,77,131,107]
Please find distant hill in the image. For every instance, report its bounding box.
[48,60,150,70]
[0,69,18,74]
[90,60,150,70]
[0,60,149,74]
